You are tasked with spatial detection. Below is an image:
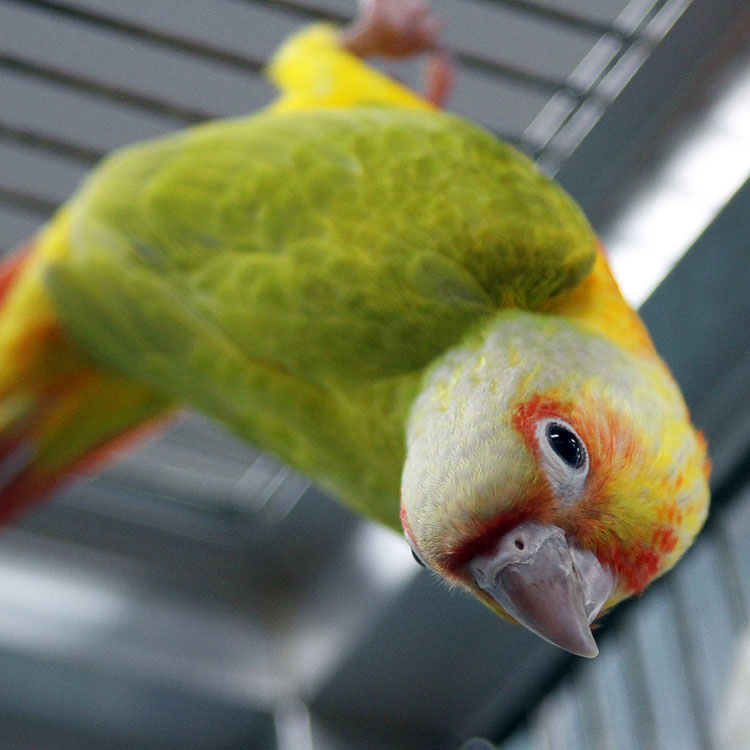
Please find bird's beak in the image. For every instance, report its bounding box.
[469,521,614,657]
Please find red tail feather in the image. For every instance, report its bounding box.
[0,243,34,309]
[0,406,171,523]
[0,242,172,520]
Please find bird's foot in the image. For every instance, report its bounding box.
[339,0,441,58]
[339,0,455,106]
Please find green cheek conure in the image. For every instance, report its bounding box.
[0,0,709,657]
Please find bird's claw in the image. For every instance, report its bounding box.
[340,0,442,58]
[340,0,455,107]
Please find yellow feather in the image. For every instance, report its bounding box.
[268,23,433,112]
[541,246,657,360]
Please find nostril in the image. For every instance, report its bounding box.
[514,538,525,550]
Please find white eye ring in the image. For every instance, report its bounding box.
[535,417,589,504]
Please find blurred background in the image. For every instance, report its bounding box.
[1,0,749,748]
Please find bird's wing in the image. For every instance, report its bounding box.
[39,108,596,526]
[48,107,595,384]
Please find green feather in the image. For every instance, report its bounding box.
[44,107,596,527]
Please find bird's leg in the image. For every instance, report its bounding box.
[423,48,455,108]
[339,0,455,106]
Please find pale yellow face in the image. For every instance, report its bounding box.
[401,311,710,613]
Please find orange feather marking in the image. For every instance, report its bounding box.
[511,392,686,595]
[0,242,172,521]
[542,245,657,360]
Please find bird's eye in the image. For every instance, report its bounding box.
[406,536,428,569]
[535,418,589,504]
[546,423,585,469]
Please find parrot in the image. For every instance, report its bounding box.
[0,0,709,658]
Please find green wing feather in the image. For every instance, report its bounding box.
[44,107,596,526]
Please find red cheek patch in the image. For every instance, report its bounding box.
[592,526,678,594]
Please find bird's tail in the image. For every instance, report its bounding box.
[0,237,170,521]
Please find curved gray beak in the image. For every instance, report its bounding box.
[469,522,615,657]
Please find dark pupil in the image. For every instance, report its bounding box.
[546,424,584,469]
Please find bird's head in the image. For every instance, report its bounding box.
[400,312,709,657]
